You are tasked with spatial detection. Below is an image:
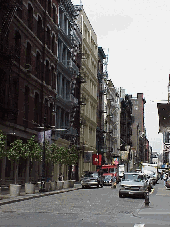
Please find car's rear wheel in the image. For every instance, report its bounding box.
[82,185,85,189]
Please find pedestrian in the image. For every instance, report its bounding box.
[163,173,167,186]
[58,173,63,181]
[161,171,163,180]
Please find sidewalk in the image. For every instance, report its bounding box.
[0,183,82,206]
[137,179,170,215]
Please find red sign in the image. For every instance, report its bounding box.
[92,154,102,165]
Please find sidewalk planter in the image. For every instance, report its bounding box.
[57,181,64,190]
[50,181,56,191]
[37,182,41,191]
[37,182,51,192]
[63,181,69,189]
[45,182,51,192]
[68,180,75,188]
[25,183,35,194]
[10,184,21,196]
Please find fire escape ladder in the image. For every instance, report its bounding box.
[0,3,18,41]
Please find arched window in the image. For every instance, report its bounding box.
[14,31,21,63]
[48,0,51,17]
[51,34,55,54]
[37,15,42,41]
[51,65,56,89]
[34,92,40,124]
[24,86,30,127]
[46,26,51,49]
[36,51,41,80]
[16,0,22,19]
[45,60,50,85]
[44,98,48,125]
[53,5,56,23]
[28,3,33,31]
[26,42,31,65]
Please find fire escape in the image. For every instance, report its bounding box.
[0,0,22,121]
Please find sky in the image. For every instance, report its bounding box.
[72,0,170,153]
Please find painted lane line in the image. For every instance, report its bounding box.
[134,224,145,227]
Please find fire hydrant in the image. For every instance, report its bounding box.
[144,191,150,206]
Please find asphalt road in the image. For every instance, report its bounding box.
[0,181,169,227]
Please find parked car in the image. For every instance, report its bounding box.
[165,177,170,188]
[103,175,112,186]
[81,172,104,188]
[119,173,148,198]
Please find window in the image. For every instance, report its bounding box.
[37,16,42,41]
[51,66,56,89]
[14,31,21,64]
[48,0,51,17]
[34,92,40,124]
[44,98,48,125]
[49,103,53,126]
[45,60,50,85]
[24,86,30,127]
[57,73,60,95]
[51,34,55,54]
[53,5,56,23]
[28,3,33,31]
[36,52,41,80]
[46,27,51,49]
[26,42,31,65]
[0,69,7,120]
[16,0,22,19]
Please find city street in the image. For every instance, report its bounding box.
[0,180,169,227]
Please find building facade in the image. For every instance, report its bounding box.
[0,0,82,183]
[75,6,98,176]
[120,93,133,171]
[96,47,106,167]
[131,93,146,169]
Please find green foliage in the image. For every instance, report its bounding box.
[0,130,6,159]
[67,145,79,165]
[50,144,78,166]
[7,139,24,163]
[24,135,42,161]
[44,140,52,163]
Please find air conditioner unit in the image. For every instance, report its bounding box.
[25,64,32,72]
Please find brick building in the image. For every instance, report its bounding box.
[0,0,81,183]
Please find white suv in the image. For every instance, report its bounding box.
[119,173,148,198]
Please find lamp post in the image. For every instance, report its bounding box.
[36,124,67,192]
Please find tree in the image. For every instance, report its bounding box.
[49,144,79,180]
[66,145,79,180]
[24,135,42,183]
[7,139,25,184]
[0,130,6,159]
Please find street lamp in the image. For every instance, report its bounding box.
[36,125,68,192]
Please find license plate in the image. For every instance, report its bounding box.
[129,192,134,194]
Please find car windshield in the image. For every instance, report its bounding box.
[122,174,139,181]
[105,176,112,180]
[109,168,116,173]
[103,169,109,173]
[84,172,98,178]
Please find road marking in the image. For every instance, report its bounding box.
[134,224,145,227]
[139,211,170,214]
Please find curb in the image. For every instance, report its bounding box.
[132,187,155,218]
[0,187,81,206]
